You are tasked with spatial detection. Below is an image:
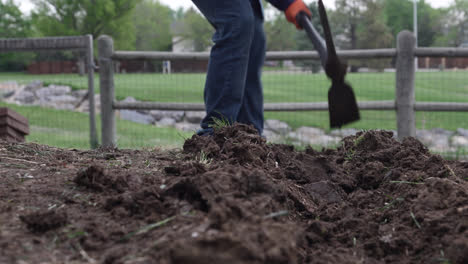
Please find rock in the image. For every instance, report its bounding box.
[174,122,200,132]
[122,96,137,103]
[150,110,184,122]
[47,95,77,104]
[263,129,283,143]
[264,119,291,135]
[157,117,176,127]
[431,128,453,137]
[14,90,36,104]
[36,85,72,100]
[329,128,358,137]
[1,90,16,99]
[295,127,325,138]
[119,110,154,125]
[118,97,156,124]
[312,135,341,146]
[0,81,20,98]
[452,136,468,148]
[457,128,468,137]
[77,94,101,113]
[71,89,89,98]
[416,129,452,152]
[288,127,340,147]
[23,80,43,92]
[184,111,205,124]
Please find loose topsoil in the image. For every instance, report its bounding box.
[1,124,467,264]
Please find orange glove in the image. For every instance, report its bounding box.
[285,0,312,30]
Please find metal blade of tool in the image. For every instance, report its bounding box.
[297,1,360,128]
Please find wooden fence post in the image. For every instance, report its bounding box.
[86,35,98,149]
[396,30,416,140]
[98,35,116,148]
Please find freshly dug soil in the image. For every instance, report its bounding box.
[1,124,467,264]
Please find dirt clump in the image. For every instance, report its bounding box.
[19,210,67,233]
[0,126,467,264]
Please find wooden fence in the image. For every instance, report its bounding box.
[99,31,468,147]
[0,36,99,148]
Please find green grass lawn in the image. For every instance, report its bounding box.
[0,102,192,149]
[1,70,467,148]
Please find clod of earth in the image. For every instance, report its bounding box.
[0,125,467,264]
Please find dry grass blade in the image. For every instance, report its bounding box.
[410,211,422,229]
[122,216,176,241]
[390,181,424,185]
[263,210,289,219]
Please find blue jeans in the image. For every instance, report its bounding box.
[192,0,266,135]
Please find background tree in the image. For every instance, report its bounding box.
[331,0,363,50]
[133,0,173,51]
[383,0,444,47]
[263,1,297,51]
[175,8,213,52]
[435,0,468,47]
[0,0,33,71]
[31,0,140,50]
[331,0,366,71]
[357,0,394,70]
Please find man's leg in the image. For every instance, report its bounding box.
[192,0,256,133]
[237,8,266,134]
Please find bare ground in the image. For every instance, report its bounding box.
[0,124,467,264]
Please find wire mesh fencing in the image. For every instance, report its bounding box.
[0,48,97,149]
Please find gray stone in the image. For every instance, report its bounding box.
[295,126,325,137]
[263,129,283,143]
[1,90,16,99]
[452,136,468,148]
[48,95,77,104]
[311,135,341,146]
[0,81,20,98]
[416,128,454,152]
[36,85,72,99]
[288,128,340,146]
[24,80,43,92]
[157,117,176,127]
[78,94,101,113]
[122,96,137,103]
[174,122,200,132]
[329,128,358,137]
[431,128,453,137]
[264,119,291,135]
[185,111,205,124]
[14,90,36,104]
[119,109,154,124]
[456,128,468,137]
[71,89,89,98]
[150,110,184,122]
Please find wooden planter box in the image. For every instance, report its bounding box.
[0,108,29,142]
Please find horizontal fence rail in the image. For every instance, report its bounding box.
[414,47,468,57]
[114,101,468,112]
[112,47,468,61]
[414,102,468,112]
[113,101,397,111]
[0,36,91,52]
[112,49,398,61]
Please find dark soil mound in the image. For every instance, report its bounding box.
[19,210,68,233]
[0,126,467,264]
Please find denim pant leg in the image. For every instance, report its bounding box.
[237,11,266,134]
[192,0,256,130]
